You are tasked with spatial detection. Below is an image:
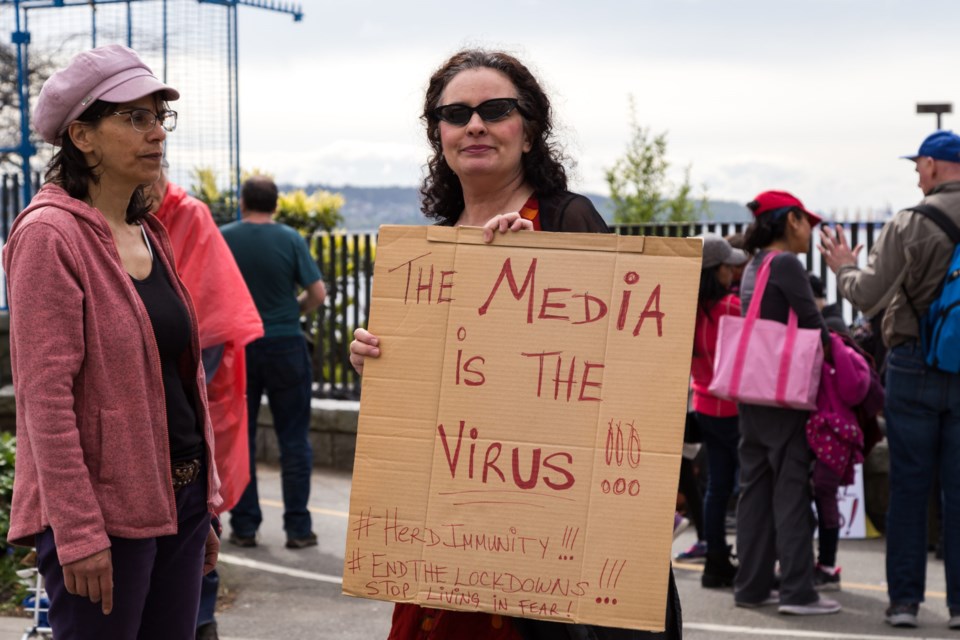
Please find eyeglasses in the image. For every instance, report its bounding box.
[110,109,178,133]
[433,98,524,127]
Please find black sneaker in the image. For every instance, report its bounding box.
[701,551,737,589]
[813,564,841,591]
[286,532,318,549]
[949,608,960,630]
[196,621,219,640]
[735,590,779,608]
[884,602,919,628]
[228,532,257,548]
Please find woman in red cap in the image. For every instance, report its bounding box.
[3,45,219,638]
[732,191,839,616]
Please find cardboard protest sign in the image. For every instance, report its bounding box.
[343,225,701,631]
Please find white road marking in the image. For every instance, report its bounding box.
[674,562,946,598]
[686,622,956,640]
[218,553,343,585]
[260,498,348,518]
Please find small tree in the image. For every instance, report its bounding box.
[605,97,707,224]
[1,43,59,172]
[189,166,237,225]
[189,167,226,206]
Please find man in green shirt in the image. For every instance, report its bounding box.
[221,176,326,550]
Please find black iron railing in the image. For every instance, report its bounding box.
[307,220,886,399]
[307,232,376,400]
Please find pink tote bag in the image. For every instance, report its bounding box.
[708,252,823,411]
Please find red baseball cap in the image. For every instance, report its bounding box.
[748,190,823,226]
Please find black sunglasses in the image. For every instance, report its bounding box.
[434,98,524,126]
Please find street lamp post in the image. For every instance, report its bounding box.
[917,103,953,130]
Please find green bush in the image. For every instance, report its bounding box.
[275,189,345,236]
[0,433,29,614]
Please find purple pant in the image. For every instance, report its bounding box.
[36,474,210,640]
[812,460,842,529]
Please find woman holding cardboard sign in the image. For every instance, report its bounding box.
[731,191,837,615]
[350,49,681,639]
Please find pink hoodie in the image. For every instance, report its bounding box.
[806,333,873,485]
[3,184,222,565]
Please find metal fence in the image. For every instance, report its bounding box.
[0,172,39,308]
[307,232,375,400]
[310,220,886,400]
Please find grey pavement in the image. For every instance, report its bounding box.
[1,466,954,639]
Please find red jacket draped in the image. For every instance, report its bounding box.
[154,182,264,513]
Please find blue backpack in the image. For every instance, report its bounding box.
[908,204,960,373]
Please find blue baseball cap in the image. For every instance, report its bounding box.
[902,130,960,163]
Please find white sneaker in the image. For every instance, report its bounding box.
[779,596,842,615]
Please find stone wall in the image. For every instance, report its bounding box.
[0,312,10,392]
[0,385,361,470]
[253,397,360,471]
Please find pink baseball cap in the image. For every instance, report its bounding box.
[33,44,179,145]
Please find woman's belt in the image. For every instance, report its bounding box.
[171,458,202,491]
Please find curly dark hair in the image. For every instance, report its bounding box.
[420,49,568,224]
[44,98,158,224]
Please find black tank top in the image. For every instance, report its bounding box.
[130,234,204,461]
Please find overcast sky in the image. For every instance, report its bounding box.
[236,0,960,216]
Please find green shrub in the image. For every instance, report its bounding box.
[0,433,29,614]
[275,189,345,235]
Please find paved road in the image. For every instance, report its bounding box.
[2,466,954,639]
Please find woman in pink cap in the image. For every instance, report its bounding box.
[3,44,220,639]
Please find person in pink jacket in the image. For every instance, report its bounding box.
[3,45,220,639]
[806,332,875,591]
[690,234,747,588]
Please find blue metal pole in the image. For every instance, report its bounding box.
[126,0,132,46]
[231,0,240,220]
[13,0,35,206]
[161,0,167,82]
[90,2,96,47]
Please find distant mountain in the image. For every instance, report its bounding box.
[283,183,752,231]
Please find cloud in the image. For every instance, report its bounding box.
[241,140,425,187]
[233,0,960,211]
